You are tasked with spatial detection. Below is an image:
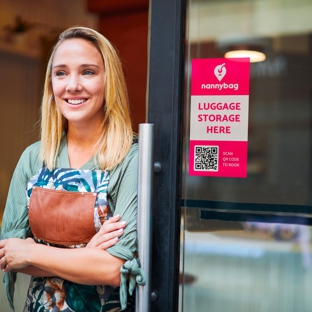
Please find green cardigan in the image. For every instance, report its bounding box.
[1,137,145,311]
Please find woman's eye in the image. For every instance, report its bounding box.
[55,71,66,77]
[83,70,94,75]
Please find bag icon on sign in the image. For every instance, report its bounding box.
[214,63,226,81]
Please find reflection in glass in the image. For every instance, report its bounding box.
[183,218,312,312]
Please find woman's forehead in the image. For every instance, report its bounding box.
[52,38,103,65]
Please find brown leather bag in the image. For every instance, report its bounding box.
[28,186,97,245]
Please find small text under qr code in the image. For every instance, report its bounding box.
[194,146,218,171]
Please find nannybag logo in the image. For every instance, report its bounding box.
[191,58,250,96]
[214,63,226,81]
[202,62,238,91]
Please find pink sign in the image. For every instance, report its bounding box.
[189,58,250,178]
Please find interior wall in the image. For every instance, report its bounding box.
[99,10,148,132]
[0,52,41,223]
[87,0,149,132]
[0,0,98,33]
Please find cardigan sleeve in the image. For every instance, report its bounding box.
[1,141,41,311]
[106,143,146,310]
[1,141,41,240]
[106,142,139,258]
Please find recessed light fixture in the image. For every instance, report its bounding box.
[224,46,266,62]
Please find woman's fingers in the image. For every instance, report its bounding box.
[0,239,7,248]
[98,237,119,250]
[96,228,124,246]
[99,221,126,235]
[0,256,7,270]
[88,227,124,249]
[0,238,33,272]
[104,214,121,225]
[97,214,126,235]
[87,214,126,249]
[0,240,7,270]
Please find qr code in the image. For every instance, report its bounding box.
[194,146,218,171]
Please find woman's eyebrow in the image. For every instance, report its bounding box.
[53,64,100,69]
[80,64,100,68]
[53,64,67,69]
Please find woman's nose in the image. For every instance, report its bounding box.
[66,76,82,92]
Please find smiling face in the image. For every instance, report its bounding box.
[51,38,105,129]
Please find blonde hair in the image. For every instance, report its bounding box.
[40,26,133,170]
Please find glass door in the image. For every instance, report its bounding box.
[181,0,312,311]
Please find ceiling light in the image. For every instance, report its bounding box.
[224,46,266,63]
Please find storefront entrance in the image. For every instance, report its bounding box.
[148,0,312,311]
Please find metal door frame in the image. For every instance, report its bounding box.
[147,0,186,311]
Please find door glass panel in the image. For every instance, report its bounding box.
[182,217,312,312]
[181,0,312,311]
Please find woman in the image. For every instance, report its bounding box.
[0,26,145,311]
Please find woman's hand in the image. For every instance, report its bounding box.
[0,237,36,272]
[87,214,126,250]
